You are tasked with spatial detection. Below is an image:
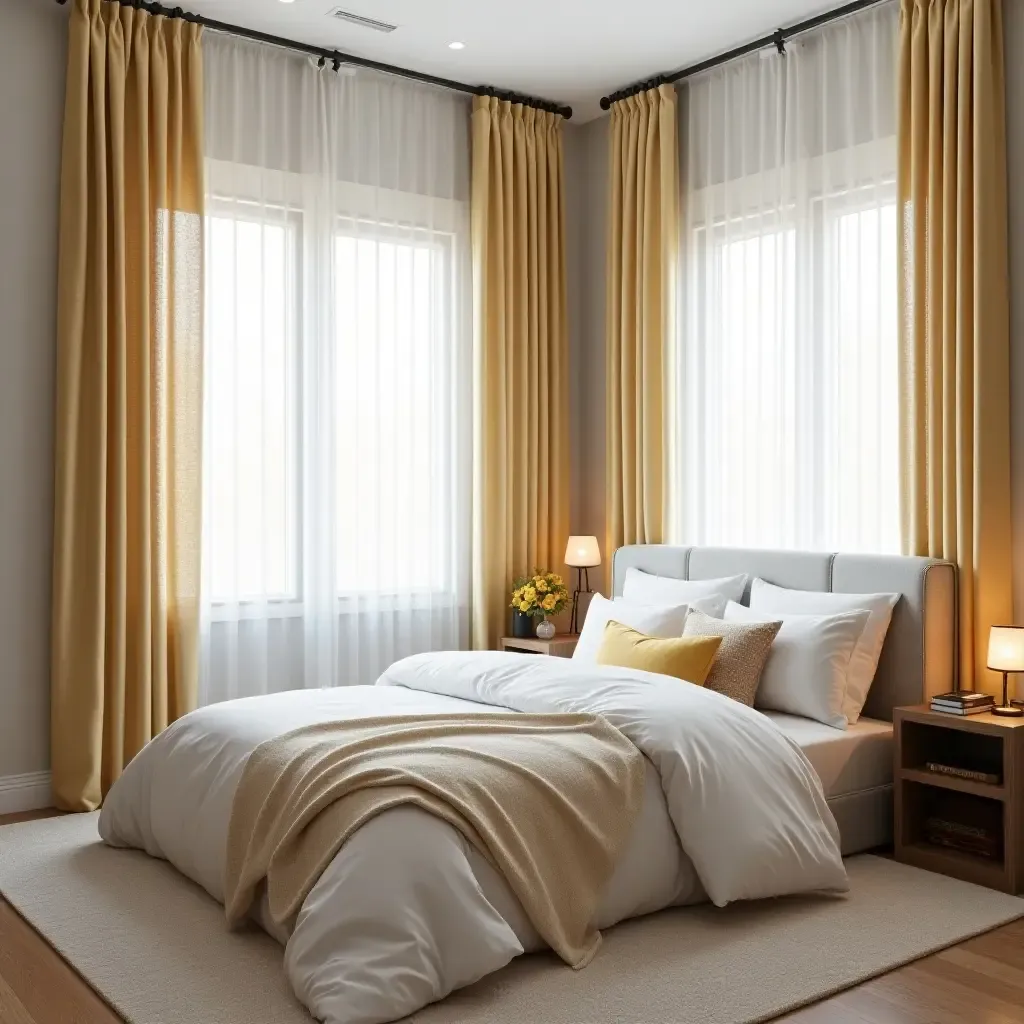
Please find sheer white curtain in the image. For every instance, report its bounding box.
[199,35,471,704]
[674,2,899,553]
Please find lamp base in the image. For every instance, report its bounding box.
[992,704,1024,718]
[568,565,591,636]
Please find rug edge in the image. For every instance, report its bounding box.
[745,908,1024,1024]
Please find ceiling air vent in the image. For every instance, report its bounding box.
[328,8,399,33]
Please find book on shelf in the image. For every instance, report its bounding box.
[926,831,1000,859]
[925,817,1001,859]
[925,761,1001,786]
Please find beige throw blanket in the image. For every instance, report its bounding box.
[224,712,645,968]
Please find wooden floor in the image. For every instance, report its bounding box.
[3,810,1024,1023]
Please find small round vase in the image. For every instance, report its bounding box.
[535,617,556,640]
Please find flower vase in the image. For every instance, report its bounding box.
[535,617,556,640]
[512,609,534,639]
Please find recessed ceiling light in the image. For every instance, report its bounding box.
[448,41,465,50]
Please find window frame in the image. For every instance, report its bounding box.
[203,161,469,617]
[676,150,900,553]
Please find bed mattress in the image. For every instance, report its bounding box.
[762,712,893,798]
[764,711,893,854]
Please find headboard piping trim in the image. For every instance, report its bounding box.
[921,560,957,691]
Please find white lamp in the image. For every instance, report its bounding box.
[565,536,601,635]
[987,625,1024,717]
[565,536,601,568]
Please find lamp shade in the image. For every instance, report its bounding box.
[565,536,601,568]
[987,625,1024,672]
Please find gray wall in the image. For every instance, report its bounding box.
[0,0,65,780]
[565,116,610,592]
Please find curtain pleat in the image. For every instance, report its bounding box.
[471,97,569,651]
[606,84,678,552]
[52,0,204,811]
[897,0,1013,692]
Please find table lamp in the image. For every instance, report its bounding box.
[987,625,1024,717]
[565,536,601,635]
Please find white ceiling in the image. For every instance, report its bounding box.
[182,0,842,121]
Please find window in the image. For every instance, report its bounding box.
[682,190,899,553]
[825,201,899,553]
[676,4,900,554]
[203,189,466,611]
[333,226,455,597]
[199,44,471,703]
[206,206,300,603]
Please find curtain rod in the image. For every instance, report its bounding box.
[599,0,888,110]
[53,0,573,119]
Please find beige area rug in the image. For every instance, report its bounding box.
[1,814,1023,1024]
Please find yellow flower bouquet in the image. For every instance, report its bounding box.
[510,571,569,619]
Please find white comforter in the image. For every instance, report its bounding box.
[99,651,847,1024]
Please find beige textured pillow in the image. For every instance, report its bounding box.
[682,609,782,706]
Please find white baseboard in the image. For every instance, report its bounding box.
[0,771,53,815]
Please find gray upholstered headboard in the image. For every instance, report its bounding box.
[611,545,956,722]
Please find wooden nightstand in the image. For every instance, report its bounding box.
[894,705,1024,894]
[499,635,579,658]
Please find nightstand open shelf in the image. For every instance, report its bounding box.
[894,705,1024,894]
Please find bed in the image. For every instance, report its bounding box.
[612,544,956,853]
[99,544,956,1024]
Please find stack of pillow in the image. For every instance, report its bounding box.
[572,567,899,729]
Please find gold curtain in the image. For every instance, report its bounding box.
[470,96,569,650]
[606,84,678,553]
[52,0,204,810]
[898,0,1013,693]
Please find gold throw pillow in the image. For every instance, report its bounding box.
[682,608,782,706]
[595,620,722,685]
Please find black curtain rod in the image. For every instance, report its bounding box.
[599,0,888,109]
[53,0,573,119]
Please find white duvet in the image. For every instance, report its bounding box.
[99,651,848,1024]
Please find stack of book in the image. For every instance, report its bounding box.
[925,816,1000,859]
[930,691,995,715]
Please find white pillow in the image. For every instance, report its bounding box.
[725,602,871,729]
[748,579,899,724]
[622,567,748,607]
[573,593,718,664]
